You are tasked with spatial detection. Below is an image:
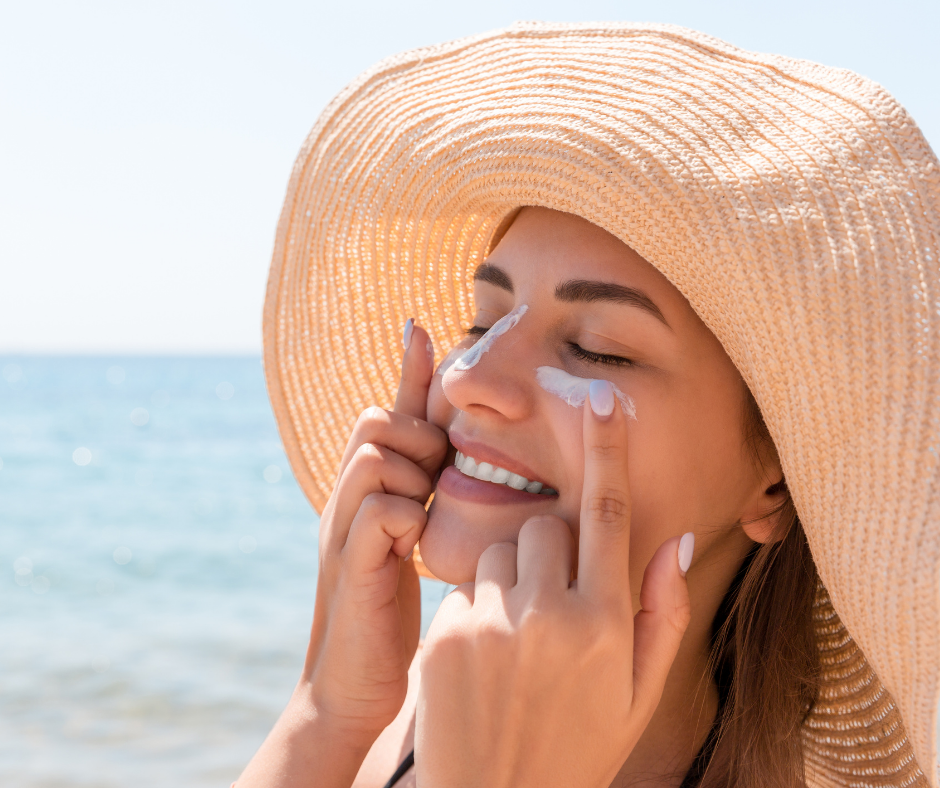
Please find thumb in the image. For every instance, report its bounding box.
[394,319,434,420]
[631,533,694,717]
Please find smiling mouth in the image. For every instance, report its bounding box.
[453,451,557,495]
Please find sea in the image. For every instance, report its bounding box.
[0,356,452,788]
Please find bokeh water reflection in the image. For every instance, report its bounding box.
[0,357,451,787]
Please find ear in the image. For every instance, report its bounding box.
[740,466,790,545]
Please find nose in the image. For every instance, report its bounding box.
[441,313,537,423]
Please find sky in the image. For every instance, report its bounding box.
[1,0,938,354]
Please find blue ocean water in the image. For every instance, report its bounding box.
[0,356,451,788]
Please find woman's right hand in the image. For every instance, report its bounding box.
[303,320,447,745]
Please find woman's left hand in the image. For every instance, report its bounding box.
[415,381,693,788]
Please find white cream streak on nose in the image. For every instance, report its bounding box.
[453,305,528,371]
[435,345,466,377]
[535,366,637,419]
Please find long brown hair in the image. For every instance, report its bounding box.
[693,392,821,788]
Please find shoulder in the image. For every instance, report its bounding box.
[352,644,421,788]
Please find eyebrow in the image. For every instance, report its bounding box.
[554,279,670,327]
[474,263,670,328]
[473,263,513,292]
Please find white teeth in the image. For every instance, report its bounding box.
[453,451,553,495]
[475,462,495,482]
[507,473,527,490]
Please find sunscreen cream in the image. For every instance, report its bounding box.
[535,366,637,419]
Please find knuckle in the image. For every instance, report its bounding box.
[358,492,388,520]
[519,515,569,544]
[352,406,390,442]
[359,405,389,427]
[482,541,517,562]
[587,488,629,525]
[589,442,624,463]
[674,597,692,633]
[352,442,384,470]
[518,602,557,639]
[424,431,450,462]
[475,620,512,653]
[478,542,517,576]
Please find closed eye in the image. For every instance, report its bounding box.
[567,342,634,367]
[466,326,634,366]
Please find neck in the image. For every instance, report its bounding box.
[616,620,718,786]
[613,535,753,787]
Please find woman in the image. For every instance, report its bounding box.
[238,23,940,788]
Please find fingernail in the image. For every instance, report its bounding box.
[404,550,412,562]
[588,379,615,417]
[402,318,414,350]
[678,532,695,576]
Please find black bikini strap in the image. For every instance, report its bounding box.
[382,749,415,788]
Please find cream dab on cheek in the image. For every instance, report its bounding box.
[535,366,637,419]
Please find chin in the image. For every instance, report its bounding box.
[418,511,487,585]
[419,496,527,585]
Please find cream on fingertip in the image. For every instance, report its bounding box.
[678,532,695,575]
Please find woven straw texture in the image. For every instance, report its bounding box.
[262,22,940,787]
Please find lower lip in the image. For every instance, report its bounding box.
[436,465,556,505]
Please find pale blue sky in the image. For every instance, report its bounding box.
[2,0,937,353]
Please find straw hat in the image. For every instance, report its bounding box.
[262,21,940,787]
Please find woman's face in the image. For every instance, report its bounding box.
[423,207,772,593]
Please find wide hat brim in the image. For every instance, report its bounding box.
[263,22,940,787]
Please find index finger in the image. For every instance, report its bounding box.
[394,319,435,419]
[576,379,632,602]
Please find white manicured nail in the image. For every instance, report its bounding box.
[678,532,695,576]
[588,379,615,417]
[402,318,414,350]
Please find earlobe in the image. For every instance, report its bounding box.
[740,478,789,544]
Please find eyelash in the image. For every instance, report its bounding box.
[465,326,634,367]
[567,342,634,367]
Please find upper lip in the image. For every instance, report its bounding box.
[448,432,550,487]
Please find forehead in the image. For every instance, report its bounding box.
[482,207,689,314]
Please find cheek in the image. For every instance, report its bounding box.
[546,401,587,523]
[623,406,753,563]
